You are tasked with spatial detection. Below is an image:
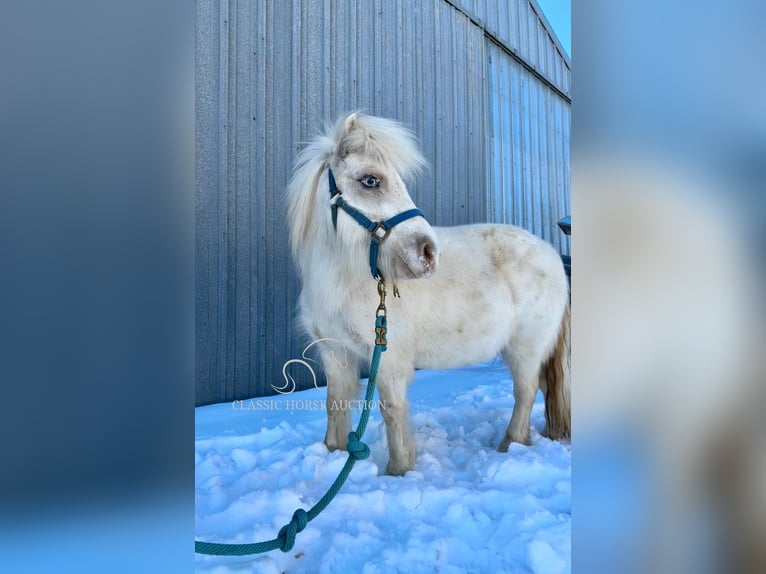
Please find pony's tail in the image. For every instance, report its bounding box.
[542,302,571,440]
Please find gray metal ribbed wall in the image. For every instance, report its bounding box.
[196,0,571,405]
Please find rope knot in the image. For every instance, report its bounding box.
[346,431,370,460]
[277,508,308,552]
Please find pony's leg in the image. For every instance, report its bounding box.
[376,360,416,476]
[499,346,543,451]
[322,349,360,452]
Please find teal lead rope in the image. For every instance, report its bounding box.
[195,294,389,556]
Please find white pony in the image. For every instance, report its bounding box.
[286,112,570,475]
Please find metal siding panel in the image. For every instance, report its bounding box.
[304,0,324,124]
[453,13,464,222]
[540,85,552,245]
[357,0,374,113]
[538,23,547,79]
[195,0,222,406]
[323,0,333,115]
[542,86,555,251]
[501,52,512,223]
[419,0,437,222]
[523,71,533,232]
[330,0,346,114]
[486,0,500,39]
[388,0,401,115]
[510,59,523,226]
[519,67,529,231]
[454,10,469,224]
[474,0,486,26]
[534,81,545,239]
[393,1,404,116]
[219,0,233,402]
[501,59,508,225]
[508,0,519,53]
[548,90,561,254]
[397,0,408,120]
[486,46,495,221]
[486,47,500,222]
[538,22,547,79]
[271,0,296,396]
[517,0,528,65]
[538,20,547,77]
[485,44,496,221]
[433,0,448,224]
[529,5,540,72]
[546,34,555,84]
[493,61,502,221]
[347,0,360,109]
[483,40,569,253]
[252,0,267,399]
[529,77,540,237]
[456,0,570,96]
[231,0,251,400]
[497,0,509,49]
[377,0,388,112]
[468,17,486,224]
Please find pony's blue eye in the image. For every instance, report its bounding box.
[359,176,380,188]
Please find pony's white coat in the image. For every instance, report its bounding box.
[286,112,570,475]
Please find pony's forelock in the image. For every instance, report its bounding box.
[333,112,428,182]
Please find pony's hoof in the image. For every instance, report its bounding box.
[385,460,412,476]
[498,431,531,452]
[324,438,345,452]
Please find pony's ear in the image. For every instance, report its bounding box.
[344,112,358,134]
[336,112,360,159]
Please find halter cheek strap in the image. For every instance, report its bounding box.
[328,168,426,280]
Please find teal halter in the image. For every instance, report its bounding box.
[328,168,426,281]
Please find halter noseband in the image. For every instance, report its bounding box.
[328,168,426,281]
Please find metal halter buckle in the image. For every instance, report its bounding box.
[370,222,391,243]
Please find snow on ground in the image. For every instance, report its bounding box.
[195,359,571,573]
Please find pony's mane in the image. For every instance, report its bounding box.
[286,112,428,261]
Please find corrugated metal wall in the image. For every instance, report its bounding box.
[486,41,571,255]
[196,0,571,405]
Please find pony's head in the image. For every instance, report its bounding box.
[287,112,440,281]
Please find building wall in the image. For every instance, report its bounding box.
[196,0,571,405]
[486,40,571,256]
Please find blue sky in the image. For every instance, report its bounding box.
[534,0,571,57]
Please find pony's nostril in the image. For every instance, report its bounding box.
[418,239,437,275]
[422,242,435,261]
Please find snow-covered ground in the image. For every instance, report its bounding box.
[195,359,571,573]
